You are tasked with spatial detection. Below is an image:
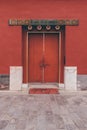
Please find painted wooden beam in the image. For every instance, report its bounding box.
[8,19,79,26]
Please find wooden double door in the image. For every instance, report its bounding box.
[28,33,59,83]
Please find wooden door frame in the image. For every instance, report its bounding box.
[25,31,62,83]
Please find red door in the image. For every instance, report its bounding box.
[44,34,59,82]
[28,33,59,82]
[28,34,43,82]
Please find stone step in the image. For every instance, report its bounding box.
[29,88,59,94]
[29,84,58,88]
[28,84,59,94]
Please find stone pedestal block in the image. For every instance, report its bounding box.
[64,66,77,91]
[10,66,22,90]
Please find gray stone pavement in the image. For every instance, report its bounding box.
[0,91,87,130]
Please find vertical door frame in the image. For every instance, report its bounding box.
[42,33,45,82]
[25,31,29,83]
[58,32,61,84]
[26,31,62,84]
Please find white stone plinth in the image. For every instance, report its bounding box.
[10,66,22,90]
[64,66,77,91]
[22,84,28,91]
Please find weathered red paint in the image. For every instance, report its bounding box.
[0,0,87,75]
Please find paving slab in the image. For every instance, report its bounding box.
[0,92,87,130]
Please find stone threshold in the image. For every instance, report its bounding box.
[29,84,58,88]
[29,88,59,94]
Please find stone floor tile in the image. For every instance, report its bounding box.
[0,92,87,130]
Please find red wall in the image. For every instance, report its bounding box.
[0,0,87,74]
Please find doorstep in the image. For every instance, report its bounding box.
[28,84,59,94]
